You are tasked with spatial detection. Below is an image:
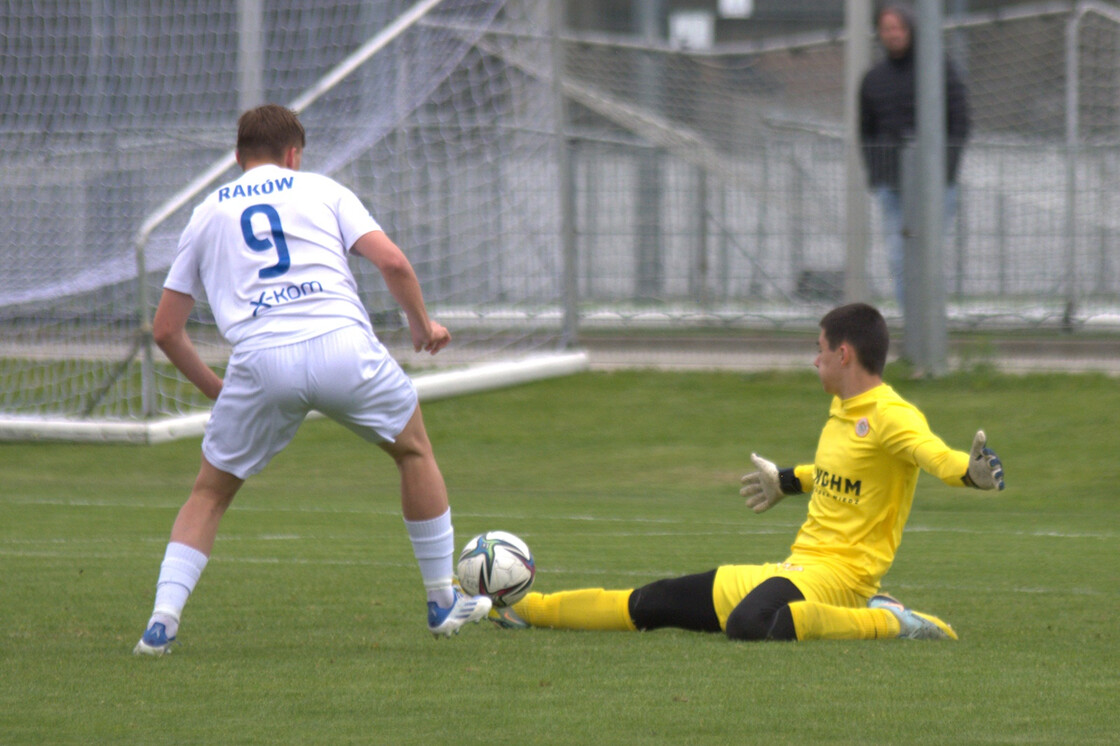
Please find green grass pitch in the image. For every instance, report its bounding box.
[1,368,1117,744]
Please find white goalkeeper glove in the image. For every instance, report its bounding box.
[962,430,1005,491]
[740,453,801,513]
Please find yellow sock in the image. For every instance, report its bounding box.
[512,589,637,631]
[788,601,900,640]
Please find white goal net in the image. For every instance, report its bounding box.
[4,1,1120,440]
[0,0,580,440]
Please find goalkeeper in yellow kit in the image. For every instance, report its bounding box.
[496,303,1005,641]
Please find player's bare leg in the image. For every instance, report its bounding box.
[379,406,448,522]
[380,407,490,635]
[169,458,244,554]
[134,458,242,655]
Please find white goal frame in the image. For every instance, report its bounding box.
[0,352,587,444]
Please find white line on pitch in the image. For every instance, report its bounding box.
[3,497,1114,539]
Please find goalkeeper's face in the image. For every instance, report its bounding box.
[814,330,843,395]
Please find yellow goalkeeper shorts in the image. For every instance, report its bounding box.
[711,561,868,630]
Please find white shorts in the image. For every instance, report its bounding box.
[202,325,417,479]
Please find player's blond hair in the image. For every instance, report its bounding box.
[236,104,305,164]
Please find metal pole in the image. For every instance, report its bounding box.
[552,0,578,348]
[844,0,872,302]
[1065,9,1082,314]
[752,148,769,297]
[695,166,709,307]
[914,0,948,374]
[635,0,663,302]
[135,222,156,418]
[901,142,921,363]
[238,0,265,110]
[719,183,730,302]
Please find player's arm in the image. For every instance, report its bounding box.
[350,230,450,355]
[152,288,223,400]
[740,455,812,513]
[912,432,1005,491]
[883,405,1006,491]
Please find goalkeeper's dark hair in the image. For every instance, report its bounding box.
[819,303,889,376]
[236,104,305,163]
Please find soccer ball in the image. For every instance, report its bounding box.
[456,531,535,607]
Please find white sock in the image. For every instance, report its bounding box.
[404,509,455,608]
[148,541,209,638]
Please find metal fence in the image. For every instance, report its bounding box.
[556,1,1120,332]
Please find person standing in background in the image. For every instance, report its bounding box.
[859,3,970,307]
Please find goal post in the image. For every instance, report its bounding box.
[0,351,588,445]
[0,0,583,442]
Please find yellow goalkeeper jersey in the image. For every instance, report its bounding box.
[786,383,969,597]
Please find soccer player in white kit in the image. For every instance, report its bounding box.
[134,104,491,655]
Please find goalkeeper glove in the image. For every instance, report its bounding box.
[962,430,1005,491]
[740,453,802,513]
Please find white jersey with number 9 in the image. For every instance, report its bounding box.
[165,163,381,351]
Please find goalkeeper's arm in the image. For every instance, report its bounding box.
[740,454,807,513]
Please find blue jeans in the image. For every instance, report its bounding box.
[876,184,958,307]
